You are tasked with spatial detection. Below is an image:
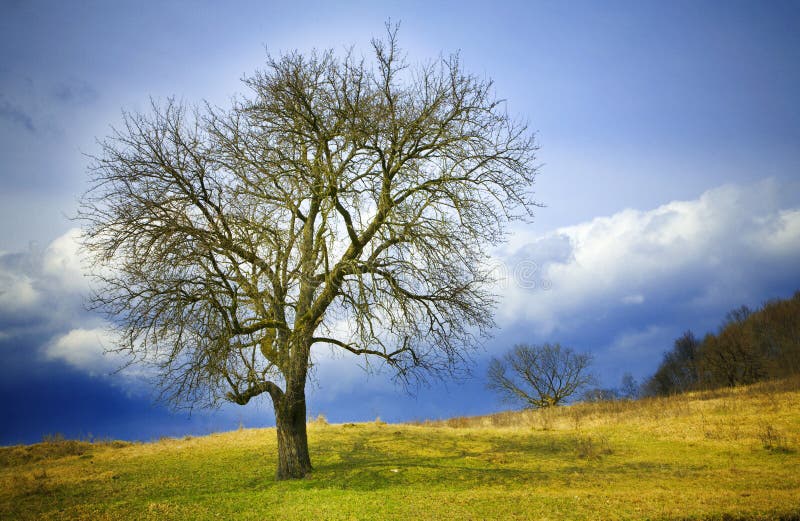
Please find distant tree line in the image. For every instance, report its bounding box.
[643,291,800,396]
[487,291,799,408]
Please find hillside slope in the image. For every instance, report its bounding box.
[2,378,799,520]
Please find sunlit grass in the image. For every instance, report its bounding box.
[2,377,799,520]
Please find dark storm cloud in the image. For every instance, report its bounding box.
[0,230,275,444]
[0,331,243,445]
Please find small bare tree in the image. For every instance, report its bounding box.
[488,344,594,408]
[79,27,538,480]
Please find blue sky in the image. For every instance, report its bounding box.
[1,0,799,444]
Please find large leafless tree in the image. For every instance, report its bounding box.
[80,28,538,479]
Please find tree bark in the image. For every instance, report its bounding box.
[273,385,312,480]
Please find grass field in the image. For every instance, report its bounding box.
[1,378,799,520]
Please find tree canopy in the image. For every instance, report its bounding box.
[487,343,594,408]
[79,27,539,479]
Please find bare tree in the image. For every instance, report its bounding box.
[79,27,538,480]
[619,372,639,399]
[487,344,594,408]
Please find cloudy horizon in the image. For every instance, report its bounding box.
[2,178,798,443]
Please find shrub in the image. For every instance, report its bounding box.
[574,435,613,460]
[759,425,792,453]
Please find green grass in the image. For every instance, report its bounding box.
[2,378,799,520]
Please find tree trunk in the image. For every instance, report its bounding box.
[273,386,312,480]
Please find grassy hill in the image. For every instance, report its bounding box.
[2,378,799,520]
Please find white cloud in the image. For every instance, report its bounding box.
[757,208,800,257]
[0,271,39,313]
[0,228,93,340]
[0,227,89,317]
[497,179,800,334]
[44,327,123,375]
[42,227,89,292]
